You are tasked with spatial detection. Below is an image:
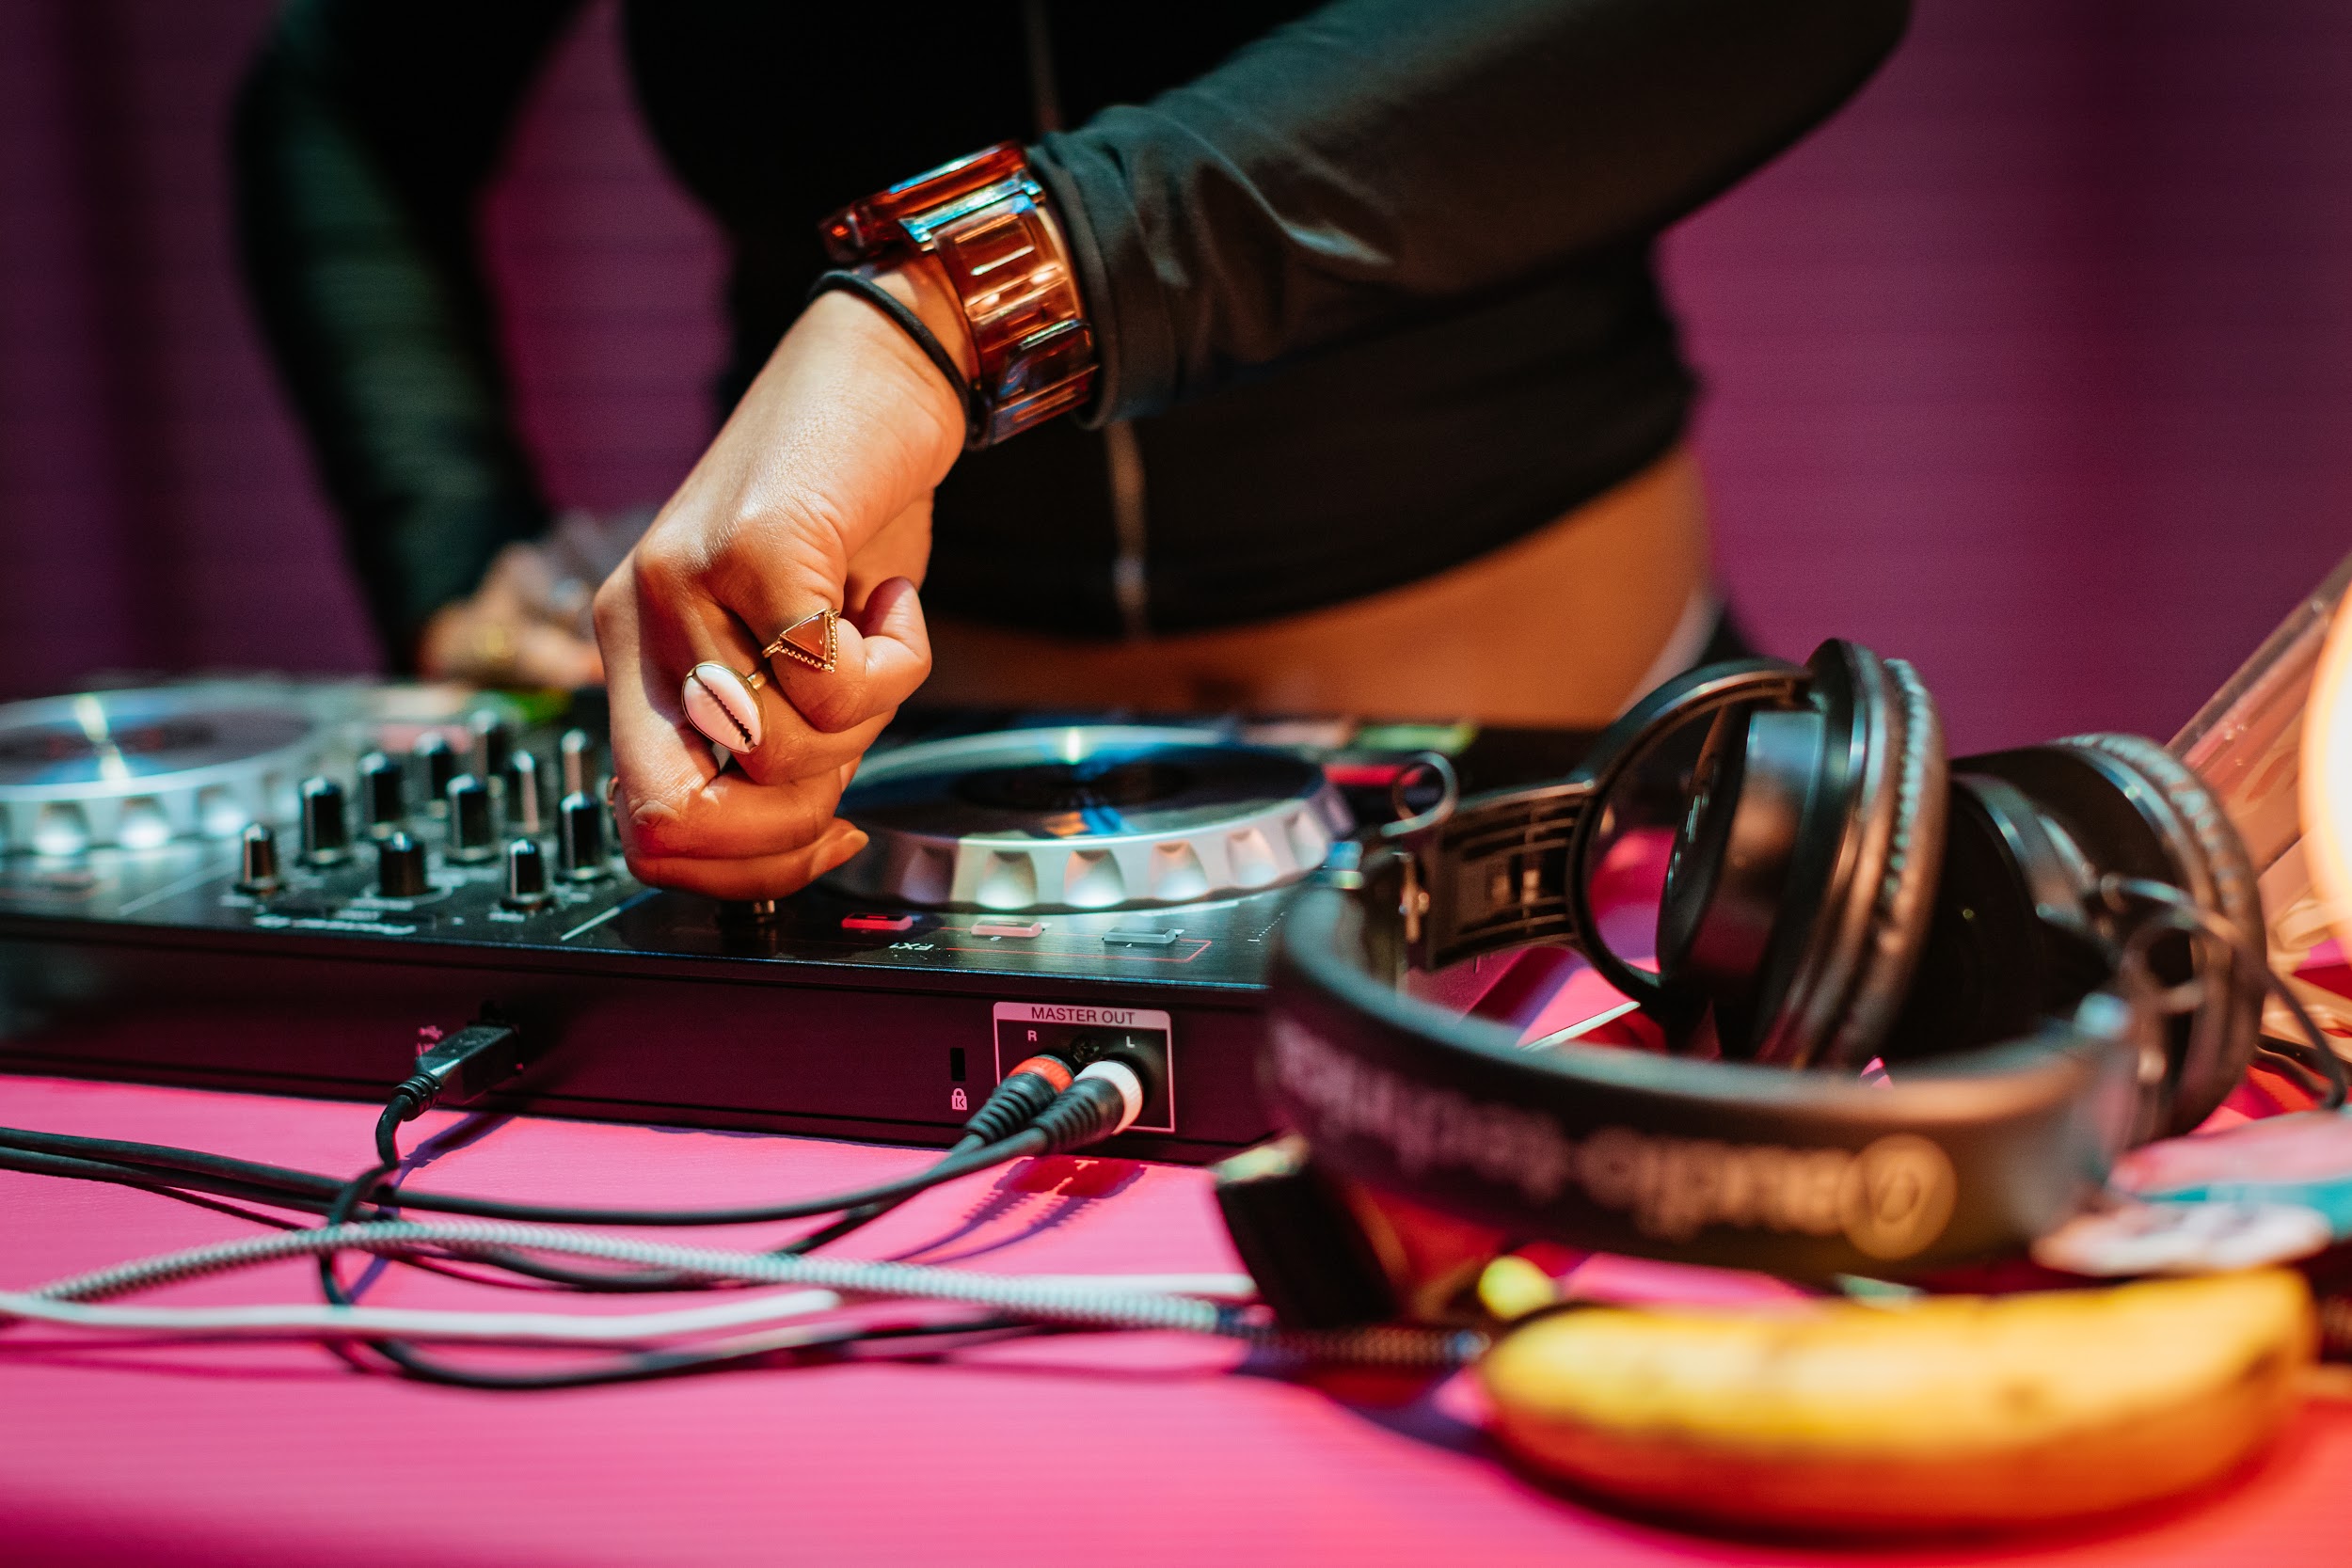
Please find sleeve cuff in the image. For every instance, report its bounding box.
[1028,132,1178,428]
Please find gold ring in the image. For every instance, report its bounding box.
[760,609,840,674]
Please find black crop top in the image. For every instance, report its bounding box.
[233,0,1907,664]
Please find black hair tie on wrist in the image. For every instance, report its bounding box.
[806,269,983,448]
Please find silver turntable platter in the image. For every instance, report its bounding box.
[0,680,537,857]
[0,684,342,855]
[828,725,1352,911]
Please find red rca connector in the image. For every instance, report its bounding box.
[953,1051,1077,1149]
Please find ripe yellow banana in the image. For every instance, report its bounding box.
[1480,1269,2315,1532]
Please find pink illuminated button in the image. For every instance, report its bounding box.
[841,912,916,932]
[970,918,1044,939]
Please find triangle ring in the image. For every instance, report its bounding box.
[760,608,841,674]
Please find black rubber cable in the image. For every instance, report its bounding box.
[0,1122,1051,1227]
[316,1316,1050,1392]
[2261,969,2350,1109]
[0,1148,712,1295]
[311,1157,1048,1390]
[0,1140,974,1294]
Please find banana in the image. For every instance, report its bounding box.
[1480,1269,2315,1532]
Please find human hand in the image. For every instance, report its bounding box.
[418,540,606,689]
[594,265,972,898]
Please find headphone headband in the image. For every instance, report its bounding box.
[1268,875,2145,1275]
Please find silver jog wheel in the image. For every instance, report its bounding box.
[828,725,1353,912]
[0,684,344,856]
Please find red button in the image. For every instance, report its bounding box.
[841,912,916,932]
[971,919,1044,938]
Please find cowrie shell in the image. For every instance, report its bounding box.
[682,662,763,753]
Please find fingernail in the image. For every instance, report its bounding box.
[682,662,762,753]
[816,826,868,878]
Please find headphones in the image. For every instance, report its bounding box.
[1238,641,2264,1304]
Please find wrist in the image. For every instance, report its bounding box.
[792,289,967,482]
[871,260,977,384]
[820,143,1095,447]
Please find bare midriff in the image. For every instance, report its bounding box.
[922,444,1713,726]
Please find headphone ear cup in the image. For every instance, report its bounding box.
[1656,704,1823,1042]
[1877,774,2113,1065]
[2049,734,2263,1135]
[1742,644,1949,1069]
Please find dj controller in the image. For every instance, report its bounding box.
[0,680,1590,1161]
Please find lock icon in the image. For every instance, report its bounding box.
[950,1086,968,1112]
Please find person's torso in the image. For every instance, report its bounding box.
[622,0,1693,638]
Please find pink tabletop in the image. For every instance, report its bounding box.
[3,1072,2349,1568]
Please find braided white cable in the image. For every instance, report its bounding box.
[0,1288,847,1346]
[19,1221,1483,1369]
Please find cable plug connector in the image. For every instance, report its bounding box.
[955,1053,1075,1149]
[386,1017,529,1136]
[1028,1053,1156,1153]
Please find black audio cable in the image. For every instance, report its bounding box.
[309,1317,1057,1392]
[0,1120,1032,1229]
[309,1045,1155,1387]
[3,1102,1060,1228]
[327,1046,1098,1299]
[772,1049,1081,1257]
[0,1039,1152,1233]
[2,1041,1174,1390]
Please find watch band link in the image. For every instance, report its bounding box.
[821,143,1096,448]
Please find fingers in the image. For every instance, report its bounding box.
[623,528,877,782]
[623,818,869,901]
[768,576,932,738]
[702,536,931,738]
[662,578,928,789]
[588,288,962,900]
[596,568,877,898]
[844,496,932,612]
[612,762,851,863]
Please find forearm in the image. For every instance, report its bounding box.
[1032,0,1909,422]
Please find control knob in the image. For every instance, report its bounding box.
[446,774,496,863]
[376,830,429,898]
[415,732,456,814]
[559,789,610,881]
[502,837,553,910]
[505,750,545,835]
[299,776,350,866]
[235,823,281,895]
[469,709,513,784]
[360,750,405,838]
[559,728,596,798]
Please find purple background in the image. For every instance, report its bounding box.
[3,0,2346,752]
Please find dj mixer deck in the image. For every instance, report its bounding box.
[0,681,1590,1161]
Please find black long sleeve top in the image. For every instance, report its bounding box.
[232,0,1907,665]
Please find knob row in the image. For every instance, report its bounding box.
[359,724,594,841]
[246,772,609,903]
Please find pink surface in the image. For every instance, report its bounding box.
[4,1076,2352,1566]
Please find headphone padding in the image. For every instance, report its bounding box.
[2057,733,2262,1133]
[1822,657,1949,1069]
[1755,645,1948,1068]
